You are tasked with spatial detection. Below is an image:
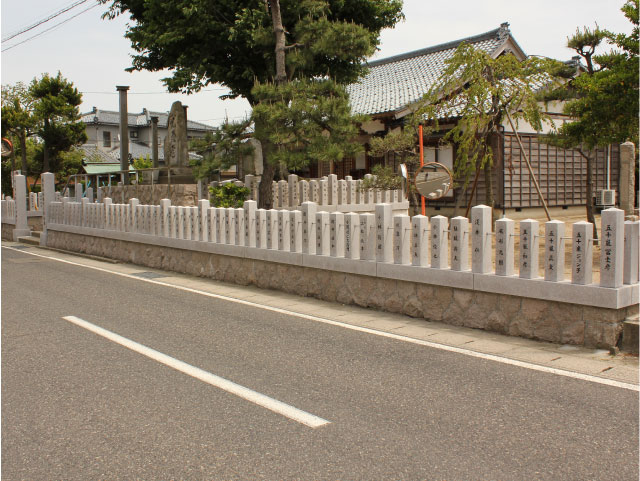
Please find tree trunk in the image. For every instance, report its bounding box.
[43,118,50,173]
[256,0,286,209]
[258,153,275,209]
[19,132,28,174]
[270,0,287,85]
[585,151,599,240]
[484,159,494,211]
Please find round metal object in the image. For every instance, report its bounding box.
[414,162,453,200]
[1,138,13,158]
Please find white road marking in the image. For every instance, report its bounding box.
[5,245,639,392]
[62,315,330,428]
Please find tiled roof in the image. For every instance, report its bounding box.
[80,108,215,132]
[347,25,517,116]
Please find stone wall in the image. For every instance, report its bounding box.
[1,222,14,241]
[98,184,198,206]
[46,230,638,349]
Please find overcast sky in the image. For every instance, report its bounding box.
[1,0,632,127]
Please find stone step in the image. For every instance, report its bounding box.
[31,231,42,239]
[17,236,40,246]
[621,318,639,355]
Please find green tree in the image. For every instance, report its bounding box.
[375,42,564,215]
[547,0,639,238]
[1,82,37,174]
[189,119,254,181]
[101,0,403,207]
[29,72,87,175]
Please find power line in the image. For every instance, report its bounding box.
[2,0,89,43]
[81,88,229,94]
[2,3,100,53]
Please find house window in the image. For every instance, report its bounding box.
[103,131,111,148]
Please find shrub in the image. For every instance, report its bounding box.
[209,182,250,208]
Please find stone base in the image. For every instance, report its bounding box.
[45,230,638,350]
[12,228,30,241]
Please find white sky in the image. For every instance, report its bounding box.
[1,0,632,128]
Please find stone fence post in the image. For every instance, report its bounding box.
[12,174,30,240]
[471,205,492,274]
[619,142,636,217]
[600,208,624,288]
[40,172,55,246]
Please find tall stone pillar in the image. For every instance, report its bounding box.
[117,85,130,183]
[151,116,159,169]
[619,142,636,217]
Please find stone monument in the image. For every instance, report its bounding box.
[159,101,195,184]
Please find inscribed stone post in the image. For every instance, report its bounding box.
[338,180,347,205]
[519,219,539,279]
[344,212,360,260]
[393,214,411,265]
[495,218,515,276]
[471,205,492,274]
[244,201,257,247]
[271,182,279,209]
[217,208,227,244]
[600,208,624,288]
[182,207,191,240]
[571,221,593,285]
[160,199,170,237]
[309,180,319,203]
[256,209,267,248]
[316,211,330,255]
[411,215,429,267]
[225,208,235,244]
[81,198,90,227]
[624,221,639,284]
[356,180,364,204]
[359,213,375,261]
[12,175,29,239]
[103,197,113,230]
[198,200,209,242]
[301,201,317,254]
[75,182,83,202]
[279,210,291,251]
[129,198,139,232]
[86,187,94,203]
[299,180,309,204]
[319,179,329,205]
[383,190,392,203]
[177,206,186,240]
[328,174,338,205]
[244,174,255,199]
[430,215,448,269]
[291,210,303,253]
[347,180,357,204]
[208,208,218,243]
[267,209,279,249]
[330,212,345,257]
[450,216,469,271]
[277,180,288,208]
[288,174,299,208]
[375,203,393,263]
[235,208,245,246]
[544,220,565,282]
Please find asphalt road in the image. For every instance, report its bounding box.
[2,246,638,480]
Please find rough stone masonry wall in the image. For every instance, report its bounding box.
[98,184,198,206]
[46,230,638,349]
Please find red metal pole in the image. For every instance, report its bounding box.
[419,125,425,216]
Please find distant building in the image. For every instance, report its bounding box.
[79,107,215,164]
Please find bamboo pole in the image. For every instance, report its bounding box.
[505,111,551,221]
